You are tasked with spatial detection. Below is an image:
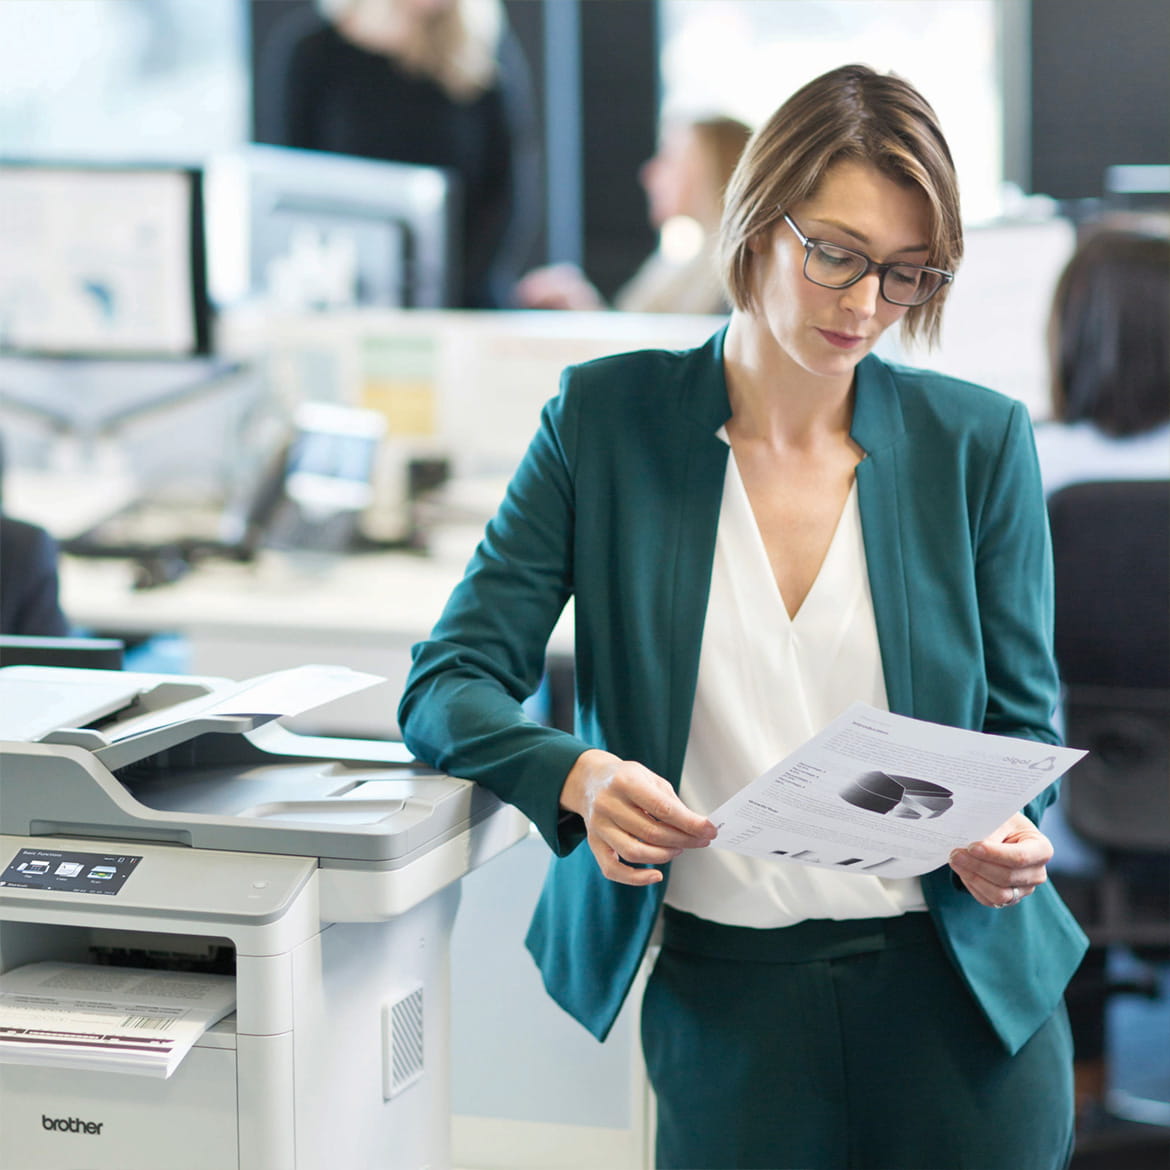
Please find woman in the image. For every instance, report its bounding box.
[1034,228,1170,495]
[515,115,753,315]
[400,65,1086,1169]
[265,0,540,308]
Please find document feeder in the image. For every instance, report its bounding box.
[0,665,529,1170]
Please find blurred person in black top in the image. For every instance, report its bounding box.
[263,0,540,309]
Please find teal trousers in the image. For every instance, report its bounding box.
[642,907,1075,1170]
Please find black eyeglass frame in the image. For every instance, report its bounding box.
[782,214,954,307]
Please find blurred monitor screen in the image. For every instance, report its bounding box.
[205,145,460,311]
[0,162,210,357]
[0,635,124,671]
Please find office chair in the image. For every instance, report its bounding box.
[1048,479,1170,1153]
[1049,478,1170,946]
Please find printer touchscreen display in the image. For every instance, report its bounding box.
[0,848,141,895]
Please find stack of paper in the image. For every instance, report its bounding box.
[0,961,236,1079]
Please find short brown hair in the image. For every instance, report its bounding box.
[1048,229,1170,435]
[718,64,963,348]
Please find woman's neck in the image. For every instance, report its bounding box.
[722,313,855,450]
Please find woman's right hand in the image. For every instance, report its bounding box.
[560,749,717,885]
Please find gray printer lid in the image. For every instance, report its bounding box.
[0,667,499,866]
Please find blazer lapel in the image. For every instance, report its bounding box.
[663,329,732,786]
[851,356,915,718]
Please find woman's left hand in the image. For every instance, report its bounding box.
[948,812,1053,908]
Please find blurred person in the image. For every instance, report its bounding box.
[515,115,752,314]
[1033,227,1170,1132]
[0,437,69,636]
[400,65,1085,1170]
[1033,229,1170,494]
[264,0,540,308]
[0,516,70,637]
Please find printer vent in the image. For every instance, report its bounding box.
[383,985,424,1099]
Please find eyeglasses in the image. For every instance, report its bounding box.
[783,215,953,307]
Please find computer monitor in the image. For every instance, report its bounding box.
[0,161,211,357]
[1104,164,1170,210]
[0,635,124,671]
[205,144,460,311]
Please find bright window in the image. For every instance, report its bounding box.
[0,0,248,161]
[659,0,1006,224]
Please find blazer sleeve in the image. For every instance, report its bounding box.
[398,373,594,851]
[974,400,1063,824]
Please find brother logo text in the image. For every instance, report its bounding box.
[43,1114,103,1135]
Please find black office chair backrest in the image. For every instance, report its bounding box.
[1048,479,1170,853]
[1049,479,1170,690]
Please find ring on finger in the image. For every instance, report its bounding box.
[994,886,1021,909]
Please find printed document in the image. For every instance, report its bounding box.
[0,961,235,1078]
[709,703,1086,879]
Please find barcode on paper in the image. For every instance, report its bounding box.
[121,1016,175,1031]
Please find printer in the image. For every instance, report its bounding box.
[0,665,529,1170]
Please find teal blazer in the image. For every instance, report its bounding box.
[399,328,1088,1054]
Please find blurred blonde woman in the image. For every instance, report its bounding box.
[320,0,503,100]
[265,0,540,307]
[516,115,752,314]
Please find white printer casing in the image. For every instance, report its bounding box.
[0,666,529,1170]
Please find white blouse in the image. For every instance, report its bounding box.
[665,432,927,927]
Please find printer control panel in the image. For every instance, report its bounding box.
[0,847,141,896]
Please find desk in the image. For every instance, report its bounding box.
[60,532,574,740]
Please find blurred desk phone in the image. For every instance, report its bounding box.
[64,402,445,586]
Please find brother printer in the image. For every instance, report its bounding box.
[0,664,529,1170]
